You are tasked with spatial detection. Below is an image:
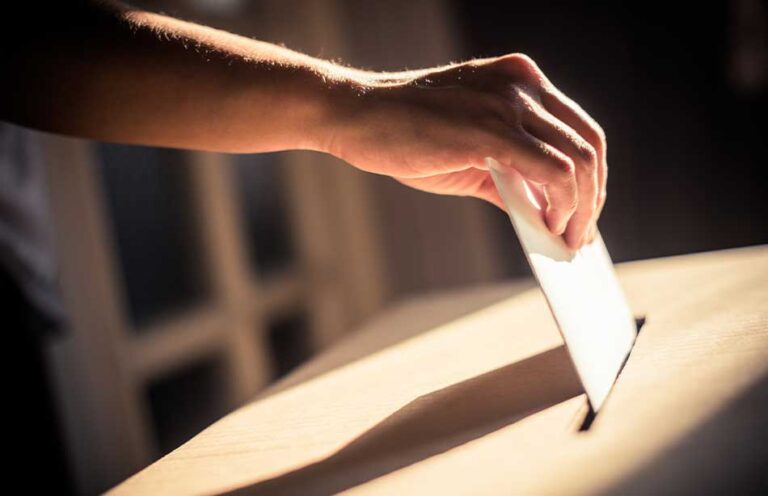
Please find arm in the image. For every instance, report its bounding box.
[1,0,359,153]
[1,1,606,248]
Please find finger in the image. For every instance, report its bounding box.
[520,97,598,248]
[487,129,578,235]
[586,223,598,244]
[540,87,608,227]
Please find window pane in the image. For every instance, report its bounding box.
[145,355,231,456]
[267,310,312,379]
[98,144,208,328]
[232,153,295,278]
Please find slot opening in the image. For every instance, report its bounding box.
[577,316,646,432]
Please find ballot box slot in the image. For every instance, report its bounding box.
[578,316,646,432]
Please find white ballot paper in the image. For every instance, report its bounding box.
[487,158,636,411]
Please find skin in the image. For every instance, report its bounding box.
[1,1,607,248]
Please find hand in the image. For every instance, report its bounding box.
[321,54,607,249]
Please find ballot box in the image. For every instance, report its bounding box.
[110,246,768,495]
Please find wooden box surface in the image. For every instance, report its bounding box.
[111,246,768,495]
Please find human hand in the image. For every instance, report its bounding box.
[321,54,607,249]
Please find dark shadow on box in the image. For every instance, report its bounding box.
[224,344,583,496]
[604,371,768,495]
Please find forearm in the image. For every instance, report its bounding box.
[1,1,378,153]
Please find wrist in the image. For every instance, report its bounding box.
[301,53,455,157]
[307,69,372,156]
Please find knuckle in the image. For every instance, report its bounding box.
[593,123,607,144]
[597,189,607,206]
[587,122,607,153]
[552,155,576,180]
[496,53,542,79]
[576,142,598,171]
[510,53,539,72]
[514,92,536,113]
[506,90,535,121]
